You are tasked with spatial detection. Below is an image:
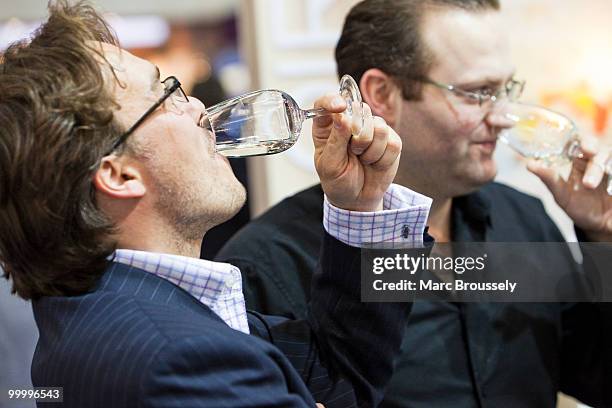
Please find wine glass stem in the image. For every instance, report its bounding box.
[303,107,330,120]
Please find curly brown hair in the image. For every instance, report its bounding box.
[0,0,125,299]
[335,0,500,100]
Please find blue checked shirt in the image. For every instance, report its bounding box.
[113,183,432,334]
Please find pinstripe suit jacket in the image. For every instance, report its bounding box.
[31,233,414,408]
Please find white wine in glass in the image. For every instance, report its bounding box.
[497,102,612,195]
[199,75,364,158]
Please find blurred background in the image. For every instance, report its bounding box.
[2,1,611,407]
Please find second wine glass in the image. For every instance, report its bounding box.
[199,75,364,157]
[497,102,612,195]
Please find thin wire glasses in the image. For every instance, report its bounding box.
[420,77,525,106]
[108,76,189,153]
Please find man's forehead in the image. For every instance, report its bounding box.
[96,42,138,71]
[93,42,158,95]
[99,42,123,67]
[421,8,513,83]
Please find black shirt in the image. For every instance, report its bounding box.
[217,182,612,407]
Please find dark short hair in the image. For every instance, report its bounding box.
[335,0,500,100]
[0,0,124,299]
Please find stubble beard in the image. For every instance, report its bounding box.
[152,168,246,244]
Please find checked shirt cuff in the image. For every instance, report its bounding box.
[323,183,432,248]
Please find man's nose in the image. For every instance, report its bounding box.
[485,105,515,129]
[186,96,207,113]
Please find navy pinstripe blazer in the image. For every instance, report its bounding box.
[32,233,414,408]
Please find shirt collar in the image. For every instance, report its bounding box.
[452,187,492,241]
[113,249,249,334]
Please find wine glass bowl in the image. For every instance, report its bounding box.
[497,102,612,195]
[497,102,578,164]
[206,90,301,157]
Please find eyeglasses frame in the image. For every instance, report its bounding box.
[417,76,525,106]
[106,76,189,154]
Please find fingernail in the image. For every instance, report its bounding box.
[582,139,597,152]
[334,120,343,129]
[584,175,597,187]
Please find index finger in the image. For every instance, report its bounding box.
[580,135,599,159]
[583,149,610,189]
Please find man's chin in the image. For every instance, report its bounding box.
[236,183,247,208]
[470,166,497,189]
[222,183,247,222]
[454,164,497,196]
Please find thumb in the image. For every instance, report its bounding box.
[314,113,353,178]
[313,111,351,150]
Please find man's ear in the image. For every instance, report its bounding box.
[359,68,403,128]
[93,155,146,199]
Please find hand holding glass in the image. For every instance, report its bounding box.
[497,102,612,195]
[199,75,364,157]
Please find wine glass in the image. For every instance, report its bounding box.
[198,75,364,158]
[496,102,612,195]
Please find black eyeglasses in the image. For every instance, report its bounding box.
[107,76,189,153]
